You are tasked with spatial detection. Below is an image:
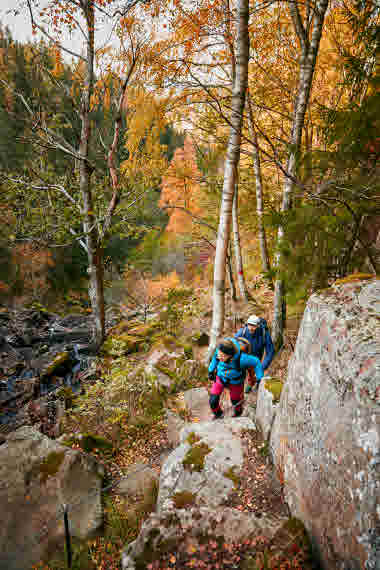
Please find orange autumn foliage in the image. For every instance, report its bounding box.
[146,271,181,298]
[159,136,202,235]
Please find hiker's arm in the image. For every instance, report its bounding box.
[234,327,243,338]
[241,354,264,381]
[262,329,275,370]
[208,352,218,375]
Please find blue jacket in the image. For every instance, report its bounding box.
[234,320,275,371]
[208,338,264,385]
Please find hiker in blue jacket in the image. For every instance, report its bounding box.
[234,314,275,393]
[208,338,264,419]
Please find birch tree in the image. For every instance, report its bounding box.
[271,0,329,349]
[14,0,161,348]
[207,0,250,360]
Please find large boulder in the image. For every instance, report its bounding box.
[122,505,286,570]
[157,418,256,513]
[0,426,104,570]
[270,276,380,570]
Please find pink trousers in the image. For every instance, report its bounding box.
[210,376,244,414]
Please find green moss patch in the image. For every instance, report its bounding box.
[172,490,196,508]
[334,273,377,285]
[101,334,144,356]
[264,379,283,403]
[65,433,114,454]
[182,441,211,472]
[223,466,240,488]
[186,431,201,445]
[31,451,65,484]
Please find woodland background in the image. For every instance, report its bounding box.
[0,0,379,347]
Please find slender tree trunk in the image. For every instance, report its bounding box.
[272,0,329,350]
[227,245,237,302]
[232,185,250,300]
[247,100,272,282]
[207,0,250,361]
[79,0,105,348]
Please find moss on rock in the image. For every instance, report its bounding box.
[334,273,377,285]
[101,334,144,356]
[182,441,211,472]
[264,378,283,403]
[31,450,65,484]
[223,466,240,488]
[171,490,196,508]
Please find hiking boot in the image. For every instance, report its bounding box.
[212,410,224,420]
[245,385,252,394]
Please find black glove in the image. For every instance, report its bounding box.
[208,370,216,381]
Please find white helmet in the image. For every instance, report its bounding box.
[246,315,260,326]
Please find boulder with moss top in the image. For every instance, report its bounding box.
[0,426,104,570]
[270,276,380,570]
[102,333,144,356]
[156,418,256,513]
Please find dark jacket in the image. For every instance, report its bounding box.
[234,320,275,371]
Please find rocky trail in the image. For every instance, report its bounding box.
[121,384,312,570]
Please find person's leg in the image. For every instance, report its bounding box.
[245,368,256,393]
[229,383,244,416]
[209,377,225,417]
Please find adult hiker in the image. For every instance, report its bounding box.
[208,338,264,419]
[234,314,275,393]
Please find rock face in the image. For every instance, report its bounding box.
[0,426,104,570]
[256,378,282,441]
[270,277,380,570]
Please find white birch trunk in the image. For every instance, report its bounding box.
[79,0,105,348]
[232,186,250,300]
[207,0,250,361]
[271,0,329,349]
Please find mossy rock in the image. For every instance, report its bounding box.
[64,433,114,454]
[334,273,377,285]
[182,441,211,472]
[101,334,144,356]
[30,451,65,484]
[41,352,70,378]
[264,378,283,404]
